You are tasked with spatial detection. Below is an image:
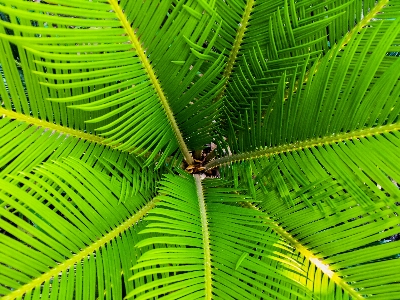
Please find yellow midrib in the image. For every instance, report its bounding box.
[1,199,158,300]
[0,107,153,156]
[108,0,193,165]
[340,0,389,49]
[215,0,255,101]
[246,203,364,300]
[205,122,400,170]
[0,107,105,143]
[194,174,212,299]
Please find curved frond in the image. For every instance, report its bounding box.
[249,140,400,298]
[0,115,165,193]
[0,158,157,299]
[0,0,225,164]
[209,6,400,296]
[129,173,313,299]
[0,0,399,299]
[215,119,400,298]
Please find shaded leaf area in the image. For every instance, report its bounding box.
[0,117,165,196]
[224,10,400,150]
[224,8,400,146]
[0,158,162,299]
[214,0,380,101]
[0,62,27,106]
[0,0,225,164]
[130,173,313,299]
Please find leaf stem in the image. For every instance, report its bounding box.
[108,0,193,165]
[1,199,158,300]
[340,0,389,49]
[0,107,105,144]
[194,174,212,299]
[205,122,400,170]
[0,108,150,156]
[215,0,255,101]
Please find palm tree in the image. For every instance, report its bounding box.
[0,0,399,299]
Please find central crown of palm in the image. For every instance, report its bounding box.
[0,0,399,299]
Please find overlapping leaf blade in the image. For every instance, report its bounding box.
[208,1,400,298]
[0,0,399,299]
[252,137,400,298]
[0,116,165,196]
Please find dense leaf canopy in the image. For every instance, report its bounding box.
[0,0,399,299]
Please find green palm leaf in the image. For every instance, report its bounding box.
[129,173,313,299]
[0,157,158,299]
[1,0,400,299]
[0,115,163,195]
[213,0,382,103]
[0,0,225,165]
[253,149,400,299]
[205,2,400,297]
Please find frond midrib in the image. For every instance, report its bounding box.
[194,174,212,299]
[205,122,400,170]
[0,107,152,157]
[215,0,255,101]
[0,107,104,145]
[108,0,193,165]
[2,199,158,300]
[245,203,364,300]
[340,0,389,49]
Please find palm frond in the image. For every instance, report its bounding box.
[0,0,225,164]
[214,0,381,102]
[129,172,313,299]
[0,0,399,299]
[224,136,400,299]
[208,3,400,167]
[203,5,400,296]
[250,144,400,298]
[0,115,166,194]
[0,157,159,299]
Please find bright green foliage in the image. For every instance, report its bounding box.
[0,0,399,299]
